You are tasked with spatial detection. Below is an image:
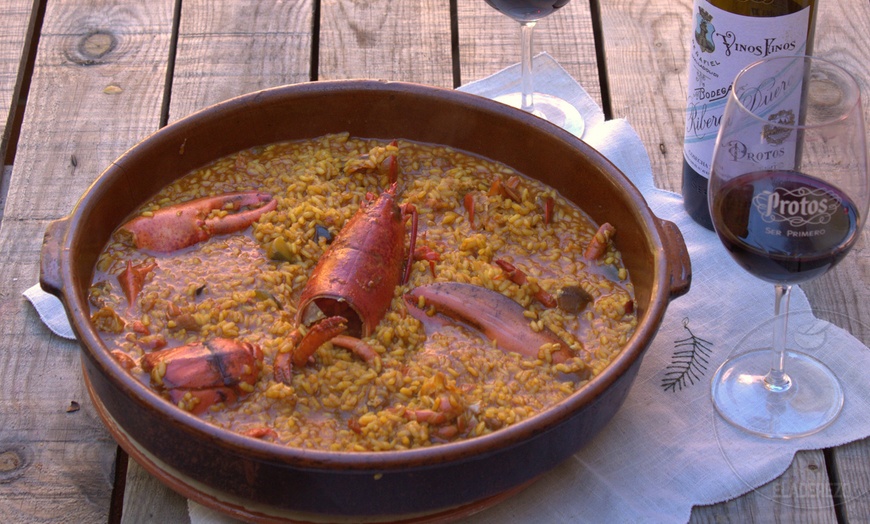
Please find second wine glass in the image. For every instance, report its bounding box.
[484,0,585,137]
[709,55,867,438]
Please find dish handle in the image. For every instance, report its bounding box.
[40,216,70,300]
[658,218,691,298]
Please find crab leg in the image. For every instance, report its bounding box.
[404,282,575,365]
[274,317,348,383]
[120,191,277,252]
[332,335,379,363]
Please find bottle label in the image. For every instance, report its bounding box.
[683,0,810,179]
[720,58,808,176]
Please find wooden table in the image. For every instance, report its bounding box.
[1,1,868,522]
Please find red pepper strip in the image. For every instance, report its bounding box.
[118,260,158,308]
[502,176,522,202]
[584,222,616,260]
[387,139,398,184]
[414,245,441,277]
[488,176,521,202]
[487,178,502,197]
[402,203,418,284]
[544,196,555,225]
[463,193,476,229]
[494,259,557,308]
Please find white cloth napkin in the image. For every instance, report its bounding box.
[23,283,76,339]
[26,53,870,523]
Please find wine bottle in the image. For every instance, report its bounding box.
[682,0,818,229]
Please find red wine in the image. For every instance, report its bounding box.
[484,0,571,22]
[712,170,859,284]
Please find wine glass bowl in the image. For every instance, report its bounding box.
[709,55,867,438]
[484,0,585,136]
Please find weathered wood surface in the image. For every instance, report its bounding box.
[3,0,870,522]
[804,6,870,521]
[320,0,454,86]
[0,0,174,522]
[0,0,36,164]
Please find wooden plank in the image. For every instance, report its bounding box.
[121,458,189,523]
[830,439,870,523]
[456,0,602,107]
[0,0,36,164]
[120,1,316,521]
[0,0,173,521]
[595,0,689,193]
[319,0,453,87]
[598,0,869,521]
[690,450,837,523]
[167,0,314,122]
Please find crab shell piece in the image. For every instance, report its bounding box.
[139,338,263,414]
[120,191,277,252]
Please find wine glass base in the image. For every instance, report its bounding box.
[711,348,843,439]
[494,92,585,137]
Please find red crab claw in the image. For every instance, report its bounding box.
[404,282,578,367]
[543,196,555,225]
[140,338,263,414]
[120,191,277,252]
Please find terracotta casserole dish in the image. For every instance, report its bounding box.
[40,80,690,522]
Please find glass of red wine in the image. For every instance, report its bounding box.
[709,55,867,438]
[484,0,585,136]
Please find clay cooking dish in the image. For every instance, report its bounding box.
[40,80,691,522]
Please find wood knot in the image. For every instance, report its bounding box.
[0,447,30,483]
[67,30,117,65]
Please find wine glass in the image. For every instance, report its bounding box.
[484,0,585,137]
[709,55,867,438]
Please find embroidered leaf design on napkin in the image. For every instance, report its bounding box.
[661,318,713,392]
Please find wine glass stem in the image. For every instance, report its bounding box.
[765,284,793,392]
[519,21,537,113]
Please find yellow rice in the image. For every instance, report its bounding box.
[89,133,636,451]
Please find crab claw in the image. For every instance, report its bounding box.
[140,338,263,414]
[404,282,577,366]
[120,191,277,252]
[274,316,349,383]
